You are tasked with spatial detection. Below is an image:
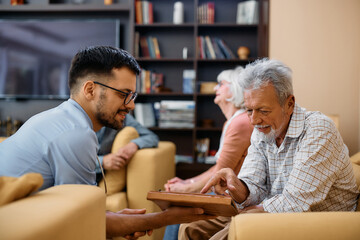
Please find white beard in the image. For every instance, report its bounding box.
[255,125,277,144]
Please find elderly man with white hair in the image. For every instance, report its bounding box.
[178,58,359,240]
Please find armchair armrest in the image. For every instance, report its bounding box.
[127,141,176,212]
[0,185,106,240]
[229,212,360,240]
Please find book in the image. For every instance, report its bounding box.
[152,37,161,59]
[134,103,156,127]
[207,2,215,24]
[147,36,156,58]
[216,38,236,59]
[142,1,149,24]
[134,31,140,58]
[211,38,225,59]
[135,0,143,24]
[151,72,164,92]
[144,69,151,93]
[182,69,196,93]
[205,36,216,59]
[147,191,239,217]
[148,1,153,24]
[139,36,150,57]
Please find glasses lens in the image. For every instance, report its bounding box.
[125,92,137,105]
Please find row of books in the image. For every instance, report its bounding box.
[197,36,236,60]
[135,0,153,24]
[136,69,164,94]
[135,0,258,25]
[137,34,161,59]
[134,100,195,129]
[159,100,195,128]
[197,2,215,24]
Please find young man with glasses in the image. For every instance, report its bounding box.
[0,46,215,239]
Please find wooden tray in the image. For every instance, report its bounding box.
[147,191,238,217]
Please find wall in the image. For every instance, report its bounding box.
[269,0,360,155]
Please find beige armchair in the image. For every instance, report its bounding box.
[228,152,360,240]
[98,126,176,240]
[0,183,106,240]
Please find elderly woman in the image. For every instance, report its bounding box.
[162,66,254,240]
[165,66,253,193]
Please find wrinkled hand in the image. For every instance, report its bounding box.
[103,142,138,170]
[200,168,248,203]
[163,207,217,225]
[117,208,153,240]
[240,205,266,214]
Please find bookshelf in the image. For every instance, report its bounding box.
[133,0,269,171]
[0,0,269,176]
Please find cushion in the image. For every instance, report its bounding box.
[0,173,43,206]
[105,192,128,212]
[98,126,139,195]
[350,152,360,165]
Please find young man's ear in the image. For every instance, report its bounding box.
[83,81,96,100]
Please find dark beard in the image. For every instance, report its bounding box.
[96,111,124,130]
[95,91,126,130]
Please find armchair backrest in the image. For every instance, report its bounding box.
[350,152,360,211]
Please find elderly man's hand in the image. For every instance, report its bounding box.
[200,168,249,203]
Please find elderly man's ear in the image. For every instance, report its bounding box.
[285,95,295,115]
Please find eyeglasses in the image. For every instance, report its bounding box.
[93,81,138,105]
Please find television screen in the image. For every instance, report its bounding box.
[0,19,120,99]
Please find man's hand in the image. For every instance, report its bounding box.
[240,205,266,214]
[106,207,215,239]
[118,209,153,240]
[162,207,217,225]
[107,208,153,239]
[164,177,185,192]
[103,142,139,170]
[200,168,249,203]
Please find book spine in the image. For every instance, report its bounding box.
[147,36,156,58]
[208,2,215,24]
[145,69,151,93]
[140,69,146,93]
[148,2,153,24]
[135,0,143,24]
[140,36,150,57]
[218,39,235,59]
[152,37,161,59]
[142,1,149,24]
[205,35,216,59]
[212,38,225,59]
[134,31,140,58]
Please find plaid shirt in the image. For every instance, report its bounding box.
[238,104,359,212]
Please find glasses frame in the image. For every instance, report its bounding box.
[93,81,137,105]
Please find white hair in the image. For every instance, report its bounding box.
[216,66,245,109]
[239,58,293,105]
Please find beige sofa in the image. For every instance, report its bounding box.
[228,152,360,240]
[0,184,106,240]
[98,126,176,240]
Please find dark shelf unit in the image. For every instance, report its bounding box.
[0,0,269,173]
[133,0,269,164]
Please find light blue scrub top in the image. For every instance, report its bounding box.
[0,99,98,190]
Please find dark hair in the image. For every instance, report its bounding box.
[68,46,141,94]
